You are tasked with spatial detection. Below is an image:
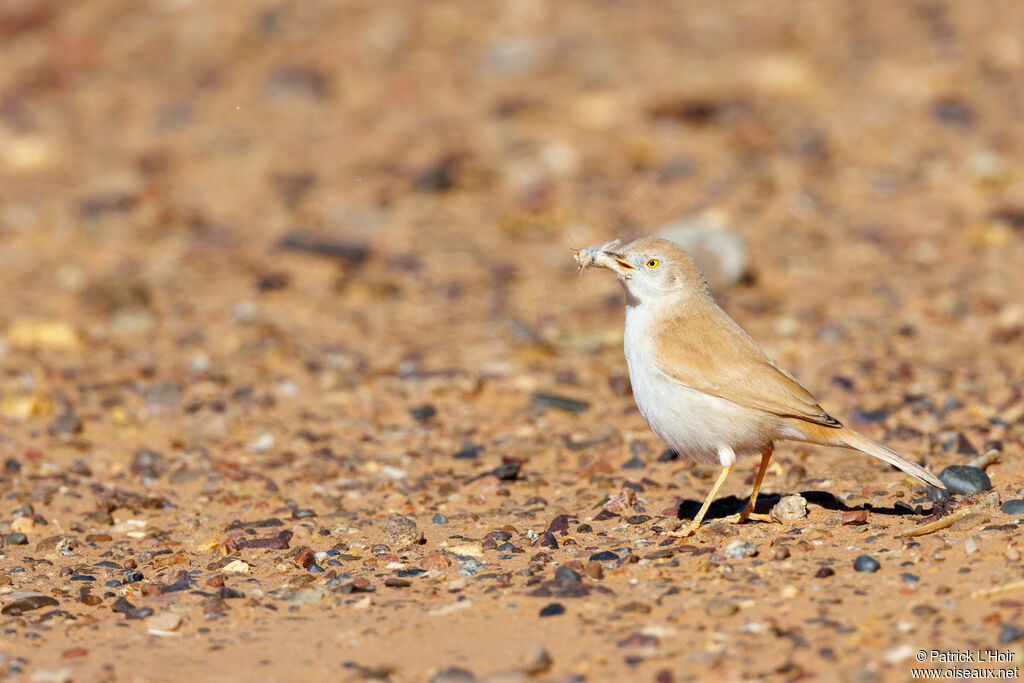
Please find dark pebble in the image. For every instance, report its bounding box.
[111,597,136,613]
[589,551,619,562]
[529,392,589,413]
[429,667,477,683]
[2,533,28,546]
[576,524,593,533]
[122,570,144,584]
[130,449,164,479]
[396,568,426,578]
[70,575,95,582]
[902,573,920,583]
[533,532,558,549]
[276,232,368,266]
[104,580,121,588]
[410,405,437,421]
[124,606,154,620]
[162,579,191,593]
[0,595,59,615]
[999,624,1024,645]
[415,156,458,193]
[490,461,522,481]
[495,542,522,553]
[625,515,650,525]
[621,456,645,469]
[547,514,571,535]
[938,465,992,494]
[539,602,566,617]
[956,433,978,456]
[932,97,974,126]
[850,407,888,424]
[292,509,317,519]
[218,587,244,599]
[307,563,324,573]
[853,555,881,573]
[453,443,483,460]
[1000,500,1024,516]
[256,272,290,292]
[225,517,284,530]
[433,513,448,525]
[554,566,581,583]
[47,412,82,437]
[815,567,835,578]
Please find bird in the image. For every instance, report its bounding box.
[575,237,944,536]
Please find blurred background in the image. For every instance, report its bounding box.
[0,0,1021,446]
[1,3,1023,679]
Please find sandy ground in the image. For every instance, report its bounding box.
[1,1,1023,681]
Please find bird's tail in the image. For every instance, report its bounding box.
[836,427,944,489]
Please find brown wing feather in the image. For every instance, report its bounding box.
[652,306,842,428]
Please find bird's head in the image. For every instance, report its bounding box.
[576,237,709,304]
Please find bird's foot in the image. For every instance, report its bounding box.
[665,522,699,538]
[720,510,773,525]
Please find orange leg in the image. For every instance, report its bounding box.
[667,462,734,537]
[722,445,774,523]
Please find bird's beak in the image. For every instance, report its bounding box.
[607,254,636,279]
[576,240,635,280]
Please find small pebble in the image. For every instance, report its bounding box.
[1,594,59,615]
[456,559,485,577]
[538,602,566,617]
[770,495,807,522]
[999,624,1024,645]
[523,642,552,675]
[722,540,757,559]
[938,465,992,495]
[841,510,868,526]
[430,668,477,683]
[433,513,449,525]
[554,566,581,583]
[853,555,880,573]
[2,532,28,546]
[705,597,737,617]
[410,405,437,421]
[588,551,618,562]
[902,573,920,583]
[1000,500,1024,516]
[148,612,182,632]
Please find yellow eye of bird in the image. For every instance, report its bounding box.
[646,258,660,269]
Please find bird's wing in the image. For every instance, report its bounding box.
[652,308,842,428]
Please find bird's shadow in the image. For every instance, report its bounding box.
[675,490,922,521]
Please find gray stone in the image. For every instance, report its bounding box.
[722,540,757,559]
[853,555,880,573]
[938,465,992,494]
[1000,500,1024,516]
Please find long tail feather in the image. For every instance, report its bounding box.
[838,428,944,489]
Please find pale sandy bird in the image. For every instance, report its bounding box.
[576,237,944,536]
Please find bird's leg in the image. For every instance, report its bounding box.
[667,463,733,537]
[722,446,774,524]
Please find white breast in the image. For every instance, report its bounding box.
[623,302,773,466]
